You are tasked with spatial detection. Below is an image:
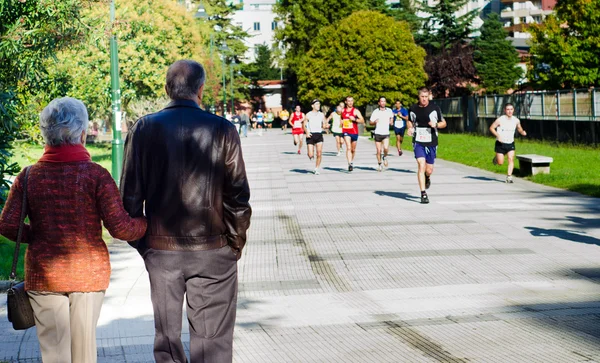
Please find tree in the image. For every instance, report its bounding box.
[425,44,477,98]
[204,0,248,62]
[389,0,421,33]
[473,13,522,94]
[417,0,478,53]
[16,0,218,140]
[244,45,280,81]
[297,11,427,108]
[528,0,600,89]
[274,0,388,73]
[0,0,92,206]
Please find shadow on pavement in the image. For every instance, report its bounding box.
[289,169,312,174]
[354,166,377,171]
[374,191,421,203]
[525,226,600,246]
[464,176,504,183]
[323,167,347,173]
[387,168,416,174]
[281,151,299,155]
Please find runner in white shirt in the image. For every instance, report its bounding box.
[489,103,527,183]
[304,99,328,174]
[369,97,394,171]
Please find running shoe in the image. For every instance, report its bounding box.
[425,176,431,189]
[492,156,498,166]
[377,164,383,172]
[336,151,341,157]
[398,150,403,156]
[297,150,301,155]
[506,175,514,183]
[383,156,388,167]
[421,193,430,204]
[313,168,320,175]
[348,163,353,172]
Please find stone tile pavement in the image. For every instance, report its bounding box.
[2,129,600,362]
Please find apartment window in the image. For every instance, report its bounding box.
[253,22,260,31]
[271,21,277,30]
[520,17,527,24]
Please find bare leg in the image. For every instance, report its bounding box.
[350,141,357,163]
[316,143,323,168]
[383,138,390,157]
[344,136,353,164]
[507,150,515,176]
[417,158,427,191]
[307,144,315,160]
[496,153,505,165]
[396,135,404,152]
[375,142,383,164]
[335,136,341,153]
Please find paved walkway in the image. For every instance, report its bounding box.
[2,130,600,362]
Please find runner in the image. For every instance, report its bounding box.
[289,105,306,154]
[280,108,290,131]
[407,88,447,204]
[393,100,409,156]
[326,102,345,156]
[369,97,394,172]
[341,96,365,172]
[489,103,527,183]
[265,108,275,129]
[256,109,265,135]
[304,99,328,174]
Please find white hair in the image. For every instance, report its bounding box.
[39,97,89,146]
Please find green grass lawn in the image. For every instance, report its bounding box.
[385,133,600,198]
[1,142,114,280]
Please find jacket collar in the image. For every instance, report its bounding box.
[164,99,202,110]
[39,144,91,163]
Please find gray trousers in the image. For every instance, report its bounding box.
[27,291,105,363]
[144,245,238,363]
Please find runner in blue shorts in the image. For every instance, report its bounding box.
[392,100,409,156]
[407,88,447,204]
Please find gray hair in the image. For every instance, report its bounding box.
[165,60,206,100]
[39,97,89,146]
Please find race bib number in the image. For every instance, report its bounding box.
[394,118,405,129]
[415,127,432,143]
[294,120,302,128]
[343,119,353,129]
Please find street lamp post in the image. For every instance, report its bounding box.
[230,61,235,114]
[109,0,123,184]
[219,45,229,115]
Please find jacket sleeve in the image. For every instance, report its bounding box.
[120,120,146,245]
[97,168,147,241]
[222,123,252,259]
[0,170,31,244]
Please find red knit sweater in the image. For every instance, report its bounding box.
[0,149,147,292]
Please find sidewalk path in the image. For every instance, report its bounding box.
[2,130,600,362]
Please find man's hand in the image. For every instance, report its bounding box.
[407,128,415,137]
[521,130,527,136]
[428,120,437,128]
[349,115,356,121]
[306,132,312,138]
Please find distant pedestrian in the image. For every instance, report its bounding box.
[279,108,290,131]
[290,105,306,154]
[326,102,345,156]
[407,88,447,204]
[240,109,249,137]
[0,97,147,363]
[304,99,328,174]
[121,60,252,363]
[342,96,365,172]
[489,103,527,183]
[232,109,242,134]
[265,108,275,129]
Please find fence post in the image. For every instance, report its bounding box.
[556,90,560,142]
[592,88,597,146]
[573,89,577,144]
[540,92,545,140]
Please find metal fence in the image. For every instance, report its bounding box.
[432,88,600,145]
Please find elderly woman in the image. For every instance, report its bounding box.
[0,97,147,363]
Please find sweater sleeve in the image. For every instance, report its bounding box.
[0,170,31,244]
[96,167,147,241]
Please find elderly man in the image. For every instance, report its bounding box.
[121,60,252,363]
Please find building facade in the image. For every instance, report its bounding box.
[228,0,279,62]
[500,0,557,38]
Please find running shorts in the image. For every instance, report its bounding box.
[394,127,406,137]
[306,133,324,145]
[333,132,343,138]
[495,141,515,154]
[374,134,389,142]
[413,143,437,165]
[292,128,304,135]
[343,132,359,142]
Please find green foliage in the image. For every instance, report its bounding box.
[0,0,91,206]
[296,11,427,108]
[204,0,248,62]
[528,0,600,89]
[417,0,477,53]
[243,44,280,81]
[473,13,522,94]
[274,0,389,74]
[389,0,421,33]
[15,0,217,138]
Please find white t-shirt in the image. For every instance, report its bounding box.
[495,115,520,144]
[370,108,394,135]
[306,111,325,133]
[331,113,343,133]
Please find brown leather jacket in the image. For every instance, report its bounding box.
[120,100,251,258]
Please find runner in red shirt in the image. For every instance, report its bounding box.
[341,96,365,171]
[289,105,306,154]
